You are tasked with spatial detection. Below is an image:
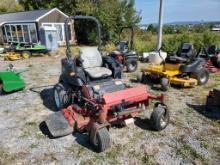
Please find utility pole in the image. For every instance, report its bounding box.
[156,0,164,51]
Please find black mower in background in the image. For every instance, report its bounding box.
[109,26,138,72]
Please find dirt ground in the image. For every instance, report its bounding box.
[0,54,220,165]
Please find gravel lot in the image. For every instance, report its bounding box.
[0,55,220,165]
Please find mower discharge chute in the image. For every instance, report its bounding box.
[109,26,138,72]
[138,43,209,91]
[44,15,170,152]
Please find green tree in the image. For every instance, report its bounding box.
[0,0,22,12]
[163,25,175,34]
[147,24,157,34]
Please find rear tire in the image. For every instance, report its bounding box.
[151,106,170,131]
[126,60,138,72]
[53,83,70,110]
[21,51,31,59]
[191,69,209,85]
[90,127,111,152]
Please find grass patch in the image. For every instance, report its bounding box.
[176,143,207,164]
[20,121,38,138]
[142,154,156,164]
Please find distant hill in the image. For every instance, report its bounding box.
[166,21,220,25]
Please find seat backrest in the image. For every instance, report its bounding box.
[116,41,129,52]
[177,43,195,59]
[79,47,103,69]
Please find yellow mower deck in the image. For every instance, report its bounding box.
[141,63,198,87]
[4,52,22,61]
[3,52,30,61]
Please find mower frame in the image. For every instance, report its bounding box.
[138,43,209,90]
[45,15,170,152]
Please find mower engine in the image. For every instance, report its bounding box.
[82,80,125,100]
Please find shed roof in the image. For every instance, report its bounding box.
[0,8,68,25]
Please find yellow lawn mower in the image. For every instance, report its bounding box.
[137,43,209,91]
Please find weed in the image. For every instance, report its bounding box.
[30,143,38,149]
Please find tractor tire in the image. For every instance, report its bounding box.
[21,51,31,59]
[126,60,138,72]
[150,106,170,131]
[160,78,169,91]
[90,127,111,152]
[53,83,70,110]
[137,72,148,84]
[191,69,209,85]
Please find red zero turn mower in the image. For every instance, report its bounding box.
[45,16,170,152]
[109,26,138,72]
[199,45,220,73]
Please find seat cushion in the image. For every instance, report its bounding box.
[85,67,112,79]
[79,47,103,68]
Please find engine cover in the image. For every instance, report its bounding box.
[82,80,125,100]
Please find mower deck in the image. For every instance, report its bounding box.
[46,85,165,135]
[141,63,198,87]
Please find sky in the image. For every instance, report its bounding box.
[135,0,220,24]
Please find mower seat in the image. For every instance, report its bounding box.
[207,45,217,55]
[177,43,195,59]
[117,41,129,52]
[79,47,112,79]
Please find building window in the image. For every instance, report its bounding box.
[17,25,24,42]
[42,23,67,42]
[54,24,63,42]
[5,25,12,41]
[4,23,38,43]
[29,24,37,43]
[23,25,30,42]
[11,25,18,42]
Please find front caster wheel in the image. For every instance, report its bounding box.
[160,78,169,91]
[150,105,170,131]
[90,127,111,152]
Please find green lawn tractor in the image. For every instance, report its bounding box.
[0,65,27,94]
[5,43,47,60]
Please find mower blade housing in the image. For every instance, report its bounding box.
[45,111,73,137]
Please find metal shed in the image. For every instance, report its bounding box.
[0,8,73,45]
